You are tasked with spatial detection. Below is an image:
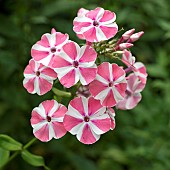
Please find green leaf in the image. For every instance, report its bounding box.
[0,147,10,168]
[21,150,48,168]
[0,134,22,151]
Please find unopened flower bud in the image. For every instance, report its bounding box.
[122,28,135,40]
[118,43,134,50]
[127,31,144,43]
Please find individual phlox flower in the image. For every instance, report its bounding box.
[31,100,67,142]
[73,7,118,42]
[63,96,111,144]
[122,50,147,84]
[23,59,57,95]
[105,107,116,130]
[52,41,97,88]
[31,29,69,67]
[116,73,145,110]
[89,62,127,107]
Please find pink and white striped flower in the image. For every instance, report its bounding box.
[31,29,69,67]
[89,62,127,107]
[31,100,67,142]
[23,59,57,95]
[52,41,97,88]
[63,96,111,144]
[122,50,147,84]
[117,73,145,110]
[73,7,118,42]
[105,108,116,130]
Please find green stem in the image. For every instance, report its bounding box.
[2,138,37,169]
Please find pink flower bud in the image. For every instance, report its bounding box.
[127,31,144,43]
[51,28,57,34]
[122,28,135,41]
[118,43,134,50]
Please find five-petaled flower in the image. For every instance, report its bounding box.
[117,73,145,110]
[89,62,127,107]
[30,100,67,142]
[31,29,69,68]
[63,96,112,144]
[23,59,57,95]
[73,7,118,42]
[52,41,97,88]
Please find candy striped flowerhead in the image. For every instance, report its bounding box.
[117,73,145,110]
[52,41,97,88]
[63,96,111,144]
[31,100,67,142]
[31,29,69,67]
[89,62,127,107]
[73,7,118,42]
[23,59,57,95]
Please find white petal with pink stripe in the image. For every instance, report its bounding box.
[116,73,146,110]
[89,62,127,107]
[52,41,97,88]
[63,96,111,144]
[31,30,69,67]
[31,100,67,142]
[73,7,118,42]
[23,59,57,95]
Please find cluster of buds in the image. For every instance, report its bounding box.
[23,7,147,144]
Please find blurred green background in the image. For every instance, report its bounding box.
[0,0,170,169]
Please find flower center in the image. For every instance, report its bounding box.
[93,20,99,27]
[50,47,56,53]
[35,71,40,76]
[46,116,51,122]
[84,116,90,122]
[108,82,113,87]
[73,61,79,68]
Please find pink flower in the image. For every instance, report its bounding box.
[52,41,97,88]
[105,108,116,130]
[73,7,118,42]
[116,73,145,110]
[23,59,57,95]
[89,62,127,107]
[31,29,69,67]
[63,96,111,144]
[122,50,147,84]
[31,100,67,142]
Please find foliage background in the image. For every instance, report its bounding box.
[0,0,170,169]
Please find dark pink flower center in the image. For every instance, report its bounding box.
[108,82,113,87]
[35,71,40,76]
[46,116,51,122]
[93,20,99,27]
[73,61,79,68]
[50,47,56,53]
[84,116,90,122]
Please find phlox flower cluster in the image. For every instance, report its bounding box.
[23,7,147,144]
